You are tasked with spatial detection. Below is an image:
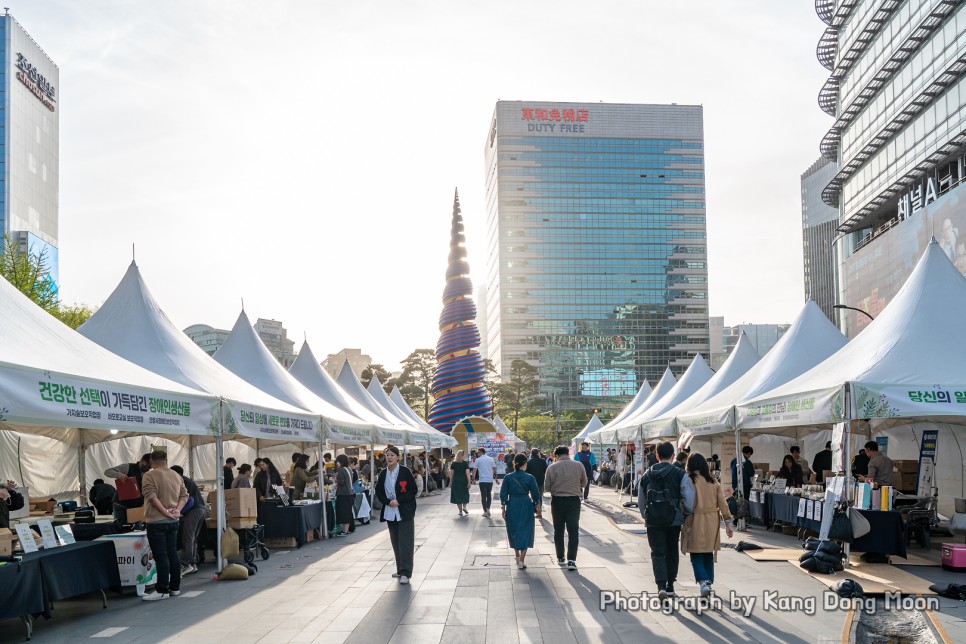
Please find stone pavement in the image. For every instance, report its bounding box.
[2,483,964,643]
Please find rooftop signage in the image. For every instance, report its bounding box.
[16,52,56,112]
[521,107,589,133]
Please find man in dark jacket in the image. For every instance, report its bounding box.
[170,465,206,577]
[1,480,25,529]
[811,441,833,483]
[104,453,152,509]
[851,449,870,478]
[526,448,548,497]
[575,443,597,500]
[88,479,117,515]
[375,445,418,585]
[223,458,236,490]
[640,442,695,600]
[730,446,754,532]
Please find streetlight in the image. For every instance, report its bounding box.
[832,304,874,322]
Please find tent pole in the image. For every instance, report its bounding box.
[425,440,431,496]
[77,433,87,503]
[319,419,329,540]
[215,401,225,574]
[842,384,852,567]
[735,423,744,532]
[370,442,377,520]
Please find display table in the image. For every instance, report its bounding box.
[258,501,322,547]
[0,541,120,639]
[748,493,768,524]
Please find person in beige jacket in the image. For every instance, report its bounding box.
[680,452,733,598]
[544,446,587,571]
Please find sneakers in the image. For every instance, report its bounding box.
[170,590,182,597]
[657,586,668,600]
[699,581,711,598]
[142,591,169,602]
[180,564,197,577]
[665,582,677,598]
[557,558,566,567]
[399,575,410,585]
[567,560,577,571]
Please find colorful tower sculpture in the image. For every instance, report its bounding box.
[427,190,493,432]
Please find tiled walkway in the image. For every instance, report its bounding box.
[3,485,965,643]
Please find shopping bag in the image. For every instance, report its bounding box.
[221,527,240,558]
[850,508,871,539]
[115,477,140,501]
[356,496,371,519]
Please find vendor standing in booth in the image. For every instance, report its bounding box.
[254,458,283,501]
[1,479,25,529]
[811,441,833,483]
[104,453,152,509]
[862,441,893,488]
[789,446,812,482]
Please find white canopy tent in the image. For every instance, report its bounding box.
[607,379,653,428]
[0,265,219,500]
[336,361,408,428]
[571,413,604,453]
[367,377,456,448]
[388,385,458,449]
[492,414,527,452]
[737,242,966,513]
[590,367,677,445]
[76,262,323,486]
[640,333,760,441]
[621,354,715,442]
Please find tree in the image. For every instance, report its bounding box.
[396,349,437,419]
[494,359,540,432]
[0,233,97,329]
[360,363,393,392]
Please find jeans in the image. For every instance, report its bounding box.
[479,482,493,511]
[146,521,181,593]
[180,507,205,565]
[387,519,414,577]
[550,496,581,561]
[646,525,681,589]
[690,552,715,584]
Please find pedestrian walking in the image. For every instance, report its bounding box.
[450,450,471,516]
[335,454,355,537]
[474,448,496,517]
[500,453,542,569]
[680,452,733,598]
[544,445,587,571]
[525,448,547,498]
[576,442,597,500]
[375,445,418,585]
[140,451,188,601]
[640,441,695,600]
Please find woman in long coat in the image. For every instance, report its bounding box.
[680,452,733,597]
[500,453,542,570]
[450,451,471,516]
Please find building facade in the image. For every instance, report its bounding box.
[322,348,372,379]
[185,318,296,367]
[0,14,59,289]
[815,1,966,336]
[483,101,709,411]
[801,157,840,322]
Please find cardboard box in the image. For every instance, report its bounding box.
[0,528,13,556]
[124,506,145,524]
[305,529,316,543]
[208,488,257,520]
[893,460,918,473]
[29,497,57,513]
[205,517,257,530]
[892,472,918,491]
[264,537,296,549]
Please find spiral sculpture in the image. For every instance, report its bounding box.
[427,189,493,433]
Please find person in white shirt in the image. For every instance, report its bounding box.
[474,448,496,517]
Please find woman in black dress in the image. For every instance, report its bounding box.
[449,450,471,516]
[335,454,355,537]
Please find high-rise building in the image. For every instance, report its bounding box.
[815,1,966,336]
[708,316,726,370]
[483,101,709,411]
[801,157,839,322]
[322,348,372,379]
[0,14,59,290]
[184,317,296,367]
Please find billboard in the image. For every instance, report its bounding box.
[578,368,637,397]
[843,187,966,335]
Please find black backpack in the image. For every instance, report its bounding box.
[643,469,681,527]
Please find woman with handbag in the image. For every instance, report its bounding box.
[499,453,542,570]
[681,453,734,598]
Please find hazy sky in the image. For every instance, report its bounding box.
[21,1,832,371]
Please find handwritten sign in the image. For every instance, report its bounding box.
[797,498,807,518]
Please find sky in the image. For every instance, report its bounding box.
[19,0,833,371]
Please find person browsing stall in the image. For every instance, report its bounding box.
[140,452,188,601]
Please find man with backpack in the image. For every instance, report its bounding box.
[639,441,694,600]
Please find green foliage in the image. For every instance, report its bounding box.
[493,359,540,432]
[396,349,437,419]
[0,233,96,329]
[360,363,394,392]
[515,414,583,450]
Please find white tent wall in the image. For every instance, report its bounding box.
[874,423,965,516]
[0,429,79,499]
[84,436,189,490]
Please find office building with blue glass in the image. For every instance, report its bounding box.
[0,14,59,289]
[483,101,709,411]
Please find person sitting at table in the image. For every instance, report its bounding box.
[254,458,283,501]
[291,453,319,501]
[0,479,25,529]
[778,455,804,488]
[89,478,117,515]
[104,453,152,508]
[231,464,253,489]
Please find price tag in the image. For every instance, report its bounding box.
[37,519,58,549]
[15,524,38,553]
[814,501,823,523]
[55,524,75,545]
[806,500,815,520]
[797,498,807,517]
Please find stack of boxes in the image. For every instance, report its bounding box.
[207,488,257,529]
[892,460,919,493]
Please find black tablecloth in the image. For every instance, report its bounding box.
[853,509,906,558]
[258,502,323,547]
[0,557,46,621]
[0,541,120,623]
[748,496,768,523]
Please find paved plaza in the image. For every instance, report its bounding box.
[2,485,964,643]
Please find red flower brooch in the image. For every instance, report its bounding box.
[399,481,408,493]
